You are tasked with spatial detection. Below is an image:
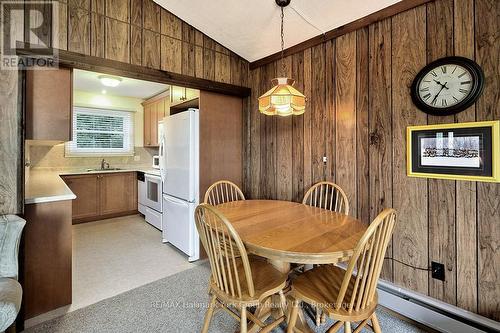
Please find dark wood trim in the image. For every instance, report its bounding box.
[16,43,251,97]
[249,0,435,69]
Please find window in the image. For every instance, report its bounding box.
[66,107,134,156]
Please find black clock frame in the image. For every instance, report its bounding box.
[411,56,484,116]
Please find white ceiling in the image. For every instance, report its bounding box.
[73,69,168,99]
[154,0,400,62]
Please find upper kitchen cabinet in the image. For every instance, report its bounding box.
[26,67,73,142]
[143,90,169,147]
[170,86,199,108]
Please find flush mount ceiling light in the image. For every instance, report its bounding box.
[258,0,306,117]
[98,75,122,87]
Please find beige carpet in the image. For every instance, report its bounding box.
[23,263,427,333]
[25,215,195,328]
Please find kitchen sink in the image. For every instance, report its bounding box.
[86,168,123,172]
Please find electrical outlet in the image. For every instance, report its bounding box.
[431,261,445,281]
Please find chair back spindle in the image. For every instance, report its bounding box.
[204,180,245,206]
[302,181,349,215]
[335,208,396,313]
[195,204,254,300]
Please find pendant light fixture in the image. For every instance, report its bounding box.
[258,0,306,116]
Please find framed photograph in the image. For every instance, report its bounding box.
[407,121,500,182]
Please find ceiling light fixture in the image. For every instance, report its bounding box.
[258,0,306,117]
[98,75,122,87]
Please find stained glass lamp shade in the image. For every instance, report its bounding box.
[258,77,306,116]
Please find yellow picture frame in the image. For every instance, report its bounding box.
[407,120,500,182]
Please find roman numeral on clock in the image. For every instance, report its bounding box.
[459,88,468,94]
[461,81,471,85]
[423,93,431,100]
[441,66,447,73]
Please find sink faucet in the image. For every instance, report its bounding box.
[100,159,110,170]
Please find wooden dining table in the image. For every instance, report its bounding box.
[216,199,369,332]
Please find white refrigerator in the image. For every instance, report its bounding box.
[159,109,200,262]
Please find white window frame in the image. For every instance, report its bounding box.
[65,106,134,157]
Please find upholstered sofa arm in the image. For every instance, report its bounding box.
[0,215,25,280]
[0,215,26,332]
[0,278,22,332]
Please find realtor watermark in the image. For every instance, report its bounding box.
[1,1,59,70]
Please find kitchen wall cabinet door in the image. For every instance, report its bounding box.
[26,67,73,142]
[144,103,152,146]
[170,86,199,107]
[150,102,159,147]
[99,172,137,215]
[62,174,100,221]
[143,92,169,147]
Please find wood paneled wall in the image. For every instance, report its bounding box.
[0,0,249,215]
[56,0,248,86]
[245,0,499,321]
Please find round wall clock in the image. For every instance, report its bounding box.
[411,56,484,116]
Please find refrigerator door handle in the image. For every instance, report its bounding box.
[159,133,166,183]
[163,194,189,206]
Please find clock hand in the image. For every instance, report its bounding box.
[433,79,449,89]
[431,85,446,105]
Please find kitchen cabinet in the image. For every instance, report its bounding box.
[62,174,99,220]
[100,172,137,215]
[26,67,73,142]
[23,200,73,319]
[142,91,169,147]
[62,172,137,223]
[170,86,199,107]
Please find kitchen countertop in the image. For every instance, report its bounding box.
[25,167,161,204]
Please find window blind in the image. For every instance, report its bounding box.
[66,107,134,156]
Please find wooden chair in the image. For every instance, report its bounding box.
[195,204,288,333]
[287,208,397,333]
[302,181,349,215]
[302,181,350,325]
[204,180,245,206]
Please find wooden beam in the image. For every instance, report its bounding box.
[249,0,435,69]
[16,44,251,97]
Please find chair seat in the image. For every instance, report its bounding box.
[292,265,377,321]
[0,277,22,332]
[210,255,288,305]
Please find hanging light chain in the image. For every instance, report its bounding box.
[280,6,286,76]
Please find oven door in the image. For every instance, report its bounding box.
[144,174,162,213]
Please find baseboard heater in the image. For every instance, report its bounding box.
[377,280,500,333]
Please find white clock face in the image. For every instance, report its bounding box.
[418,64,473,108]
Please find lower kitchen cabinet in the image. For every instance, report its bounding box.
[62,174,100,221]
[62,172,137,223]
[100,172,138,215]
[23,200,73,319]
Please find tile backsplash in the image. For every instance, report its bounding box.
[27,143,157,170]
